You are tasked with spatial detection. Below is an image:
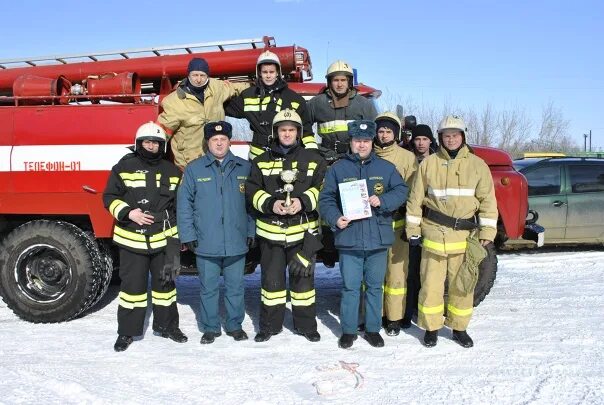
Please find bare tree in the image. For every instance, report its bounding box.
[526,102,577,153]
[497,106,532,155]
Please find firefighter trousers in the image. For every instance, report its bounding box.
[117,249,179,336]
[417,249,473,332]
[383,231,409,322]
[259,240,317,334]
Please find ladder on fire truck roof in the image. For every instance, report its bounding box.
[0,36,275,69]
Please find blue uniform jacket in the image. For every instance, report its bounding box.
[177,151,254,257]
[319,151,408,251]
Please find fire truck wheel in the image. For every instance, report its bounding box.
[81,231,114,311]
[473,242,498,306]
[0,220,101,323]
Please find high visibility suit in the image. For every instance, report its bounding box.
[405,144,497,331]
[158,79,248,169]
[246,141,327,334]
[374,142,417,323]
[307,89,377,159]
[225,82,318,159]
[103,150,181,337]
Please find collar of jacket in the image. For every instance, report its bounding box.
[324,87,358,100]
[373,142,397,157]
[176,78,216,100]
[269,141,301,157]
[345,150,376,164]
[255,79,287,95]
[202,150,237,167]
[438,144,471,160]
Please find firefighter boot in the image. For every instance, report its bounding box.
[299,331,321,342]
[385,320,401,336]
[400,317,412,329]
[200,331,222,344]
[114,335,133,352]
[452,330,474,348]
[254,329,282,343]
[338,334,357,349]
[226,330,249,341]
[155,327,188,343]
[423,330,439,348]
[364,332,385,348]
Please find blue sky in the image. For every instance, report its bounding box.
[2,0,602,149]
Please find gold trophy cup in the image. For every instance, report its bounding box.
[280,169,298,207]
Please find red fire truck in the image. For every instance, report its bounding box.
[0,36,542,323]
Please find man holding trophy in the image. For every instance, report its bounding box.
[246,109,327,343]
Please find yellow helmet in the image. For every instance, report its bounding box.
[272,109,303,139]
[256,50,282,78]
[135,122,167,152]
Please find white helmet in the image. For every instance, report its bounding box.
[437,115,467,134]
[135,122,167,153]
[325,60,354,90]
[272,109,303,140]
[256,50,282,78]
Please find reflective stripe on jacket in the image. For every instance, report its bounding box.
[103,152,181,254]
[246,142,327,246]
[158,78,249,169]
[405,145,498,256]
[307,89,377,154]
[224,84,317,158]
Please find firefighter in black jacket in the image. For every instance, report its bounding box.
[225,50,317,160]
[103,122,188,352]
[246,109,327,343]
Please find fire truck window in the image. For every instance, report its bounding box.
[525,165,561,196]
[569,164,604,193]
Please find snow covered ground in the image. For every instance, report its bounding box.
[1,249,603,404]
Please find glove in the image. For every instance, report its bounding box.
[288,231,324,277]
[408,235,422,247]
[400,230,408,241]
[160,237,181,287]
[247,237,257,249]
[185,240,198,252]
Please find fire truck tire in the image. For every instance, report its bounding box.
[81,231,114,311]
[473,243,498,307]
[0,220,101,323]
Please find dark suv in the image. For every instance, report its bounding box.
[513,157,604,245]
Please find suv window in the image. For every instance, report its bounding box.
[525,164,561,196]
[569,164,604,193]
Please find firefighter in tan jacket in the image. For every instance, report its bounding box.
[157,57,249,170]
[406,115,497,348]
[373,113,417,336]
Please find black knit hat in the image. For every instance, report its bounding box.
[411,124,436,144]
[187,58,210,75]
[204,121,232,140]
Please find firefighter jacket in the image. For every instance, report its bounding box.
[158,78,249,169]
[405,145,498,256]
[103,152,180,254]
[318,151,408,251]
[246,142,327,246]
[374,143,418,232]
[177,151,255,257]
[307,88,378,155]
[224,83,318,158]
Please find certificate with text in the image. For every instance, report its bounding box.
[338,179,372,220]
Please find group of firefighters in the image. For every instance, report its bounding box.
[103,51,498,352]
